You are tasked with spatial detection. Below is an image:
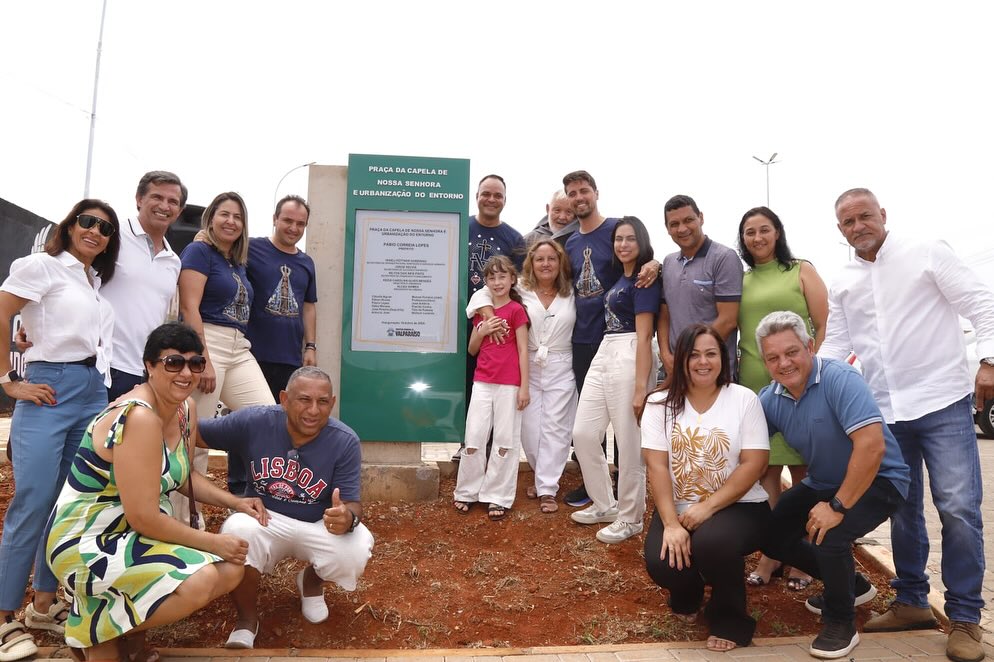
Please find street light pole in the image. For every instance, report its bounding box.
[273,161,316,209]
[83,0,108,197]
[751,152,780,206]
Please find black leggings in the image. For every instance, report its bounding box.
[644,502,771,646]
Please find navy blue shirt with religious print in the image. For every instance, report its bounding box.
[467,216,525,298]
[245,237,318,366]
[180,241,254,334]
[565,217,624,344]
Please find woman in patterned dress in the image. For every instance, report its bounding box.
[46,322,268,661]
[641,325,771,652]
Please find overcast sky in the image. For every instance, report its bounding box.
[2,1,993,288]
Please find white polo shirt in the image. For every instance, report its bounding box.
[99,218,182,377]
[2,251,115,383]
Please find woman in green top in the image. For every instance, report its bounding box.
[736,207,828,589]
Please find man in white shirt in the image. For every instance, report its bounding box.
[102,171,186,399]
[819,188,994,662]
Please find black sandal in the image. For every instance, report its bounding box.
[488,504,509,521]
[453,500,474,514]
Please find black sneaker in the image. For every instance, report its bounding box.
[451,447,462,463]
[809,621,859,658]
[564,484,592,507]
[805,572,877,615]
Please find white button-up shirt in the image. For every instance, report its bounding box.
[2,251,115,384]
[99,218,181,376]
[819,232,994,423]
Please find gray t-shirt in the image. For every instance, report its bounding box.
[660,237,743,370]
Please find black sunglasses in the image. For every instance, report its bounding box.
[155,354,208,373]
[76,214,116,237]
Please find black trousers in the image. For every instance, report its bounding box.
[762,477,903,624]
[644,502,771,646]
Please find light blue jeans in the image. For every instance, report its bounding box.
[0,362,107,610]
[888,394,986,623]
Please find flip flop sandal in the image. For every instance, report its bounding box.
[786,576,813,591]
[453,500,474,514]
[0,620,39,662]
[488,504,510,521]
[526,486,538,499]
[539,495,558,513]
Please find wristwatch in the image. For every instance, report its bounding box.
[829,496,849,515]
[0,370,21,385]
[304,342,317,351]
[981,357,994,368]
[347,509,360,533]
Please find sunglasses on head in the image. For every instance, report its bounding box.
[155,354,208,373]
[76,214,116,237]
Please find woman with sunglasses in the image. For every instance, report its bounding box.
[46,322,267,662]
[176,193,275,524]
[0,201,120,660]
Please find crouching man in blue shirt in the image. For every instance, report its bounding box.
[198,366,374,649]
[756,311,909,660]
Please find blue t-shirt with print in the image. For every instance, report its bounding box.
[566,218,624,344]
[245,238,318,366]
[199,405,362,522]
[604,273,660,334]
[467,217,525,298]
[180,241,254,334]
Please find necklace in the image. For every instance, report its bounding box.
[537,287,556,296]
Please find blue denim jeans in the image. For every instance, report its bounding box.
[888,394,986,623]
[0,362,107,610]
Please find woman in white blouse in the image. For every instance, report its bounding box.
[466,239,577,513]
[518,239,576,512]
[0,200,120,658]
[641,324,770,652]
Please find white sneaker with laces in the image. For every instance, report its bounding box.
[570,504,619,525]
[596,520,643,544]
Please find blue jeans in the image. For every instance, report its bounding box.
[0,362,107,610]
[888,395,985,623]
[763,477,903,625]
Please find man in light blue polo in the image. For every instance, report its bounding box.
[756,311,909,660]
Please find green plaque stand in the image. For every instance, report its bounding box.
[341,154,469,442]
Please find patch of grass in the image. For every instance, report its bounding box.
[465,551,500,577]
[567,564,633,595]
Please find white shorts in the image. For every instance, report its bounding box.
[221,510,374,591]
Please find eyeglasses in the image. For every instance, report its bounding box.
[76,214,116,237]
[155,354,207,373]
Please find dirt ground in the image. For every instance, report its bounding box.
[0,460,897,651]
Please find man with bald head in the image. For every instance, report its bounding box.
[820,187,994,662]
[199,366,373,650]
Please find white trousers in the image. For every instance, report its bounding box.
[171,323,275,526]
[521,351,576,497]
[572,333,652,523]
[454,382,521,508]
[222,511,373,590]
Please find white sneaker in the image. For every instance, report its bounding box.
[596,520,643,543]
[296,568,329,623]
[570,504,620,525]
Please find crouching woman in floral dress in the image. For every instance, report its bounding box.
[46,322,268,661]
